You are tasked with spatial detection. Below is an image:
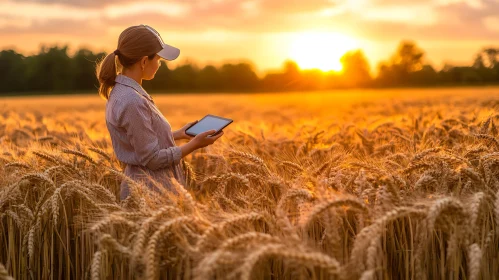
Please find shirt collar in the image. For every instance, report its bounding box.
[115,74,154,103]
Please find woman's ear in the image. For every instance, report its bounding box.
[141,56,147,71]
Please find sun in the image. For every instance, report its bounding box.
[288,31,359,72]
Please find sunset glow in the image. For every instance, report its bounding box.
[0,0,498,74]
[288,32,359,72]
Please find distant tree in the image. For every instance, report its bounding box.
[260,72,285,91]
[260,60,309,91]
[143,61,173,92]
[283,60,300,75]
[3,41,499,95]
[472,48,499,82]
[473,48,499,68]
[392,41,425,73]
[473,53,485,69]
[339,50,371,87]
[484,48,499,68]
[300,69,325,90]
[280,60,302,90]
[25,45,72,91]
[0,50,26,93]
[197,65,222,91]
[441,66,483,84]
[376,41,427,86]
[170,64,199,90]
[72,48,103,91]
[219,63,259,91]
[411,65,439,85]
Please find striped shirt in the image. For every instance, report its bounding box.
[105,74,185,199]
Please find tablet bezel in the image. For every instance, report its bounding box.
[185,114,233,137]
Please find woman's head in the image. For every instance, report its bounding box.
[95,25,179,100]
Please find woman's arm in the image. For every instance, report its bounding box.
[121,98,222,170]
[172,121,198,141]
[180,130,224,158]
[172,129,182,141]
[121,96,183,170]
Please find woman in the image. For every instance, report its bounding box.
[96,24,223,200]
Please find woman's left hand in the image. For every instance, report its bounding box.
[174,120,198,140]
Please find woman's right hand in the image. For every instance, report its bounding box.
[191,129,224,149]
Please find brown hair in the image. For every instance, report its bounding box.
[95,25,162,100]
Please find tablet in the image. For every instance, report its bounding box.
[185,114,233,137]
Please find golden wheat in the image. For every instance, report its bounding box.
[1,91,499,279]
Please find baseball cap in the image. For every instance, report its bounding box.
[141,24,180,61]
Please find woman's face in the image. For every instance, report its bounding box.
[142,54,162,80]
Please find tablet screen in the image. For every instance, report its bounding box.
[186,115,232,136]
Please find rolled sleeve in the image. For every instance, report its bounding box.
[120,96,181,170]
[152,146,182,168]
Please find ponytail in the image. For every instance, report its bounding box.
[96,25,164,100]
[96,52,118,100]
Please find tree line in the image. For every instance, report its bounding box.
[1,41,499,95]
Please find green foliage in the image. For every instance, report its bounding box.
[1,41,499,96]
[0,50,27,92]
[376,41,499,87]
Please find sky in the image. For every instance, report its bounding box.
[1,0,499,76]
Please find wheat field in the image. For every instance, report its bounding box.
[1,88,499,280]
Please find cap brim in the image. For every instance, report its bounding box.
[158,43,180,61]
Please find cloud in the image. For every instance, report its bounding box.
[484,16,499,32]
[11,0,336,14]
[12,0,132,8]
[258,0,335,13]
[2,0,499,70]
[0,0,192,35]
[2,0,499,39]
[0,18,104,36]
[325,0,499,40]
[93,0,334,34]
